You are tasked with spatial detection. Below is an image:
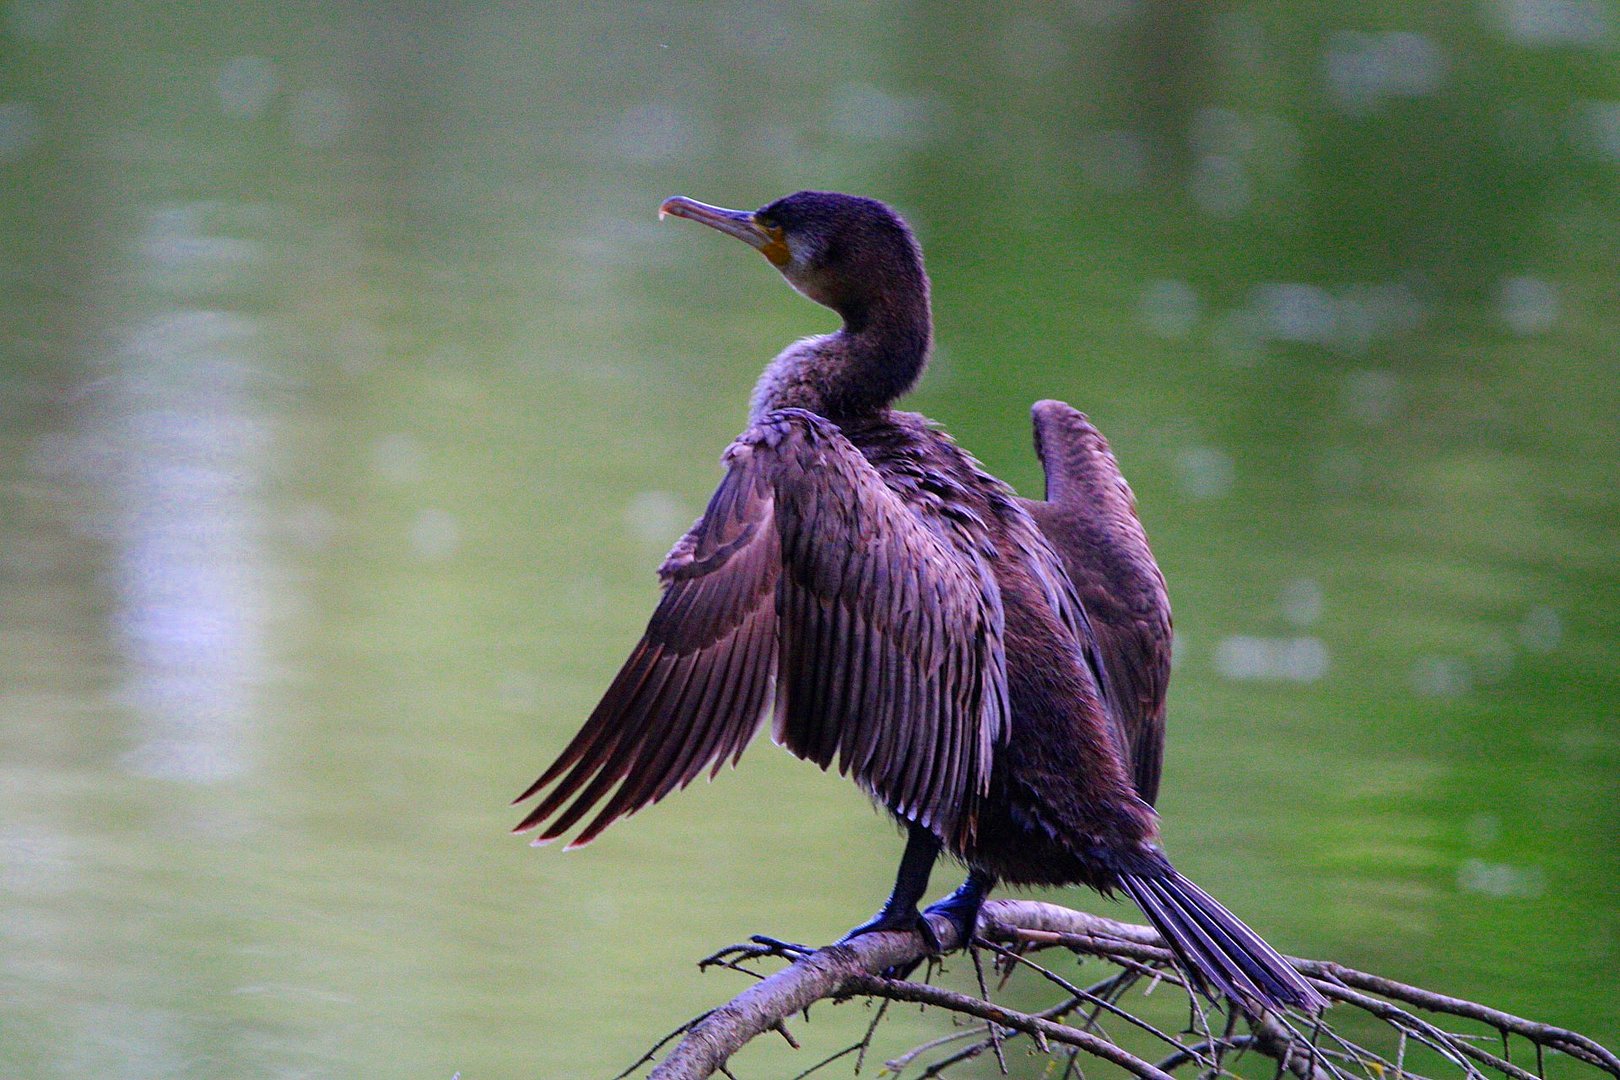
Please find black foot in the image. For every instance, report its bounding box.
[921,871,993,949]
[698,934,816,972]
[838,905,943,953]
[748,934,815,958]
[836,907,942,981]
[834,821,947,979]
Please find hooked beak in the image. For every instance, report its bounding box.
[659,196,790,267]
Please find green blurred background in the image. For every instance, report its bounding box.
[1,1,1616,1076]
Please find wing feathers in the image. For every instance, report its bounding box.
[1026,400,1171,806]
[515,409,1008,848]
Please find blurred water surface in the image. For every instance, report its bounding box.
[1,2,1617,1077]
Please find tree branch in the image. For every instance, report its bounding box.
[632,899,1618,1080]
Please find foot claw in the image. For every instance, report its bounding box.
[837,907,931,946]
[916,914,945,954]
[699,934,816,970]
[833,908,945,980]
[921,881,989,949]
[748,934,815,958]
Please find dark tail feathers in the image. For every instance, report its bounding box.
[1119,870,1327,1014]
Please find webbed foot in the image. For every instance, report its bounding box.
[921,870,994,948]
[698,934,815,972]
[838,905,943,953]
[748,934,815,959]
[836,905,943,980]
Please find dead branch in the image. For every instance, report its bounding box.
[630,898,1618,1080]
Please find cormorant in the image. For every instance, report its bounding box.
[514,191,1325,1014]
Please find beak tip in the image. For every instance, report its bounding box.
[656,195,771,253]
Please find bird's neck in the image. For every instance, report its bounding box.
[749,290,932,424]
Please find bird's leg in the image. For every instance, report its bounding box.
[922,869,995,947]
[838,822,942,948]
[722,826,942,965]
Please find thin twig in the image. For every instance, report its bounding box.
[886,1024,988,1073]
[967,941,1009,1074]
[843,973,1177,1080]
[613,1014,706,1080]
[787,1041,860,1080]
[1157,1036,1259,1072]
[918,1038,990,1078]
[853,997,888,1073]
[979,938,1191,1055]
[638,900,1618,1080]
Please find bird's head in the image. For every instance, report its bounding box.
[659,190,927,331]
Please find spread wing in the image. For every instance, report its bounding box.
[514,407,1009,849]
[1021,400,1171,805]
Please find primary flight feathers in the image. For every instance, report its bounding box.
[514,408,1008,850]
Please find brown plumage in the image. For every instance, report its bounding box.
[515,191,1324,1015]
[1023,401,1171,806]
